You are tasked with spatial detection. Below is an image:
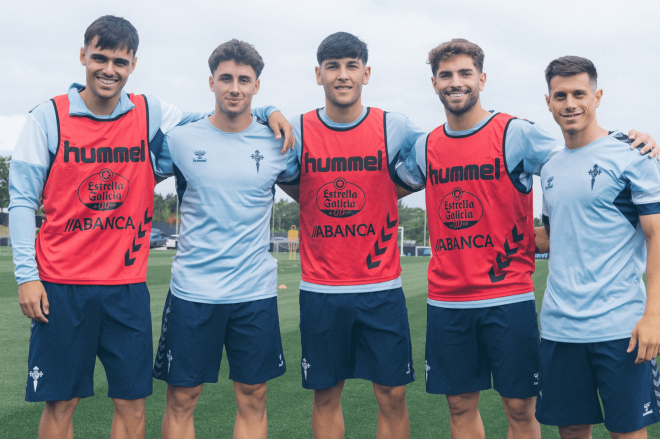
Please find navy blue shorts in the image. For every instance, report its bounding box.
[299,288,415,390]
[425,299,540,397]
[26,282,153,402]
[153,291,285,386]
[536,338,660,433]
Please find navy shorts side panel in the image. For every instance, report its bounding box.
[154,292,285,387]
[299,288,414,390]
[425,300,539,397]
[536,338,660,432]
[26,282,153,402]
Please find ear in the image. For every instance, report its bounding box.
[128,55,138,74]
[478,72,487,92]
[431,76,439,95]
[253,78,261,95]
[80,47,86,66]
[209,75,214,92]
[545,94,551,111]
[594,89,603,108]
[315,66,323,86]
[362,66,371,85]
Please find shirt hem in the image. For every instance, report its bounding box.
[428,285,534,302]
[301,270,402,286]
[540,333,633,344]
[38,275,147,285]
[427,292,535,308]
[169,287,277,305]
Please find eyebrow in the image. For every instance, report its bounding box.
[90,53,130,64]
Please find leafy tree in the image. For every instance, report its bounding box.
[533,216,543,227]
[153,193,179,223]
[272,199,300,233]
[0,157,10,209]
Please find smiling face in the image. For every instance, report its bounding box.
[79,36,137,102]
[209,60,260,117]
[315,57,370,109]
[432,55,485,116]
[545,73,602,135]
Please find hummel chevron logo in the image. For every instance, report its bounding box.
[381,227,393,242]
[137,223,146,239]
[374,240,387,256]
[386,213,397,229]
[512,225,524,243]
[504,239,518,256]
[124,250,136,266]
[496,253,511,270]
[132,237,141,253]
[367,253,381,269]
[144,208,152,225]
[489,266,506,283]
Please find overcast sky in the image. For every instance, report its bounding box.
[1,0,658,216]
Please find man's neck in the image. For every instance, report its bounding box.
[208,105,253,133]
[79,88,120,116]
[563,121,609,150]
[325,99,363,124]
[445,100,491,132]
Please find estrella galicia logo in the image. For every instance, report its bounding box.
[77,168,129,211]
[251,150,264,173]
[439,187,483,230]
[545,176,554,189]
[316,177,366,218]
[193,151,206,163]
[588,164,602,191]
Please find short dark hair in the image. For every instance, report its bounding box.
[545,56,598,90]
[84,15,139,55]
[427,38,484,76]
[317,32,368,65]
[208,39,265,78]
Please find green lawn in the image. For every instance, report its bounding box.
[0,250,657,438]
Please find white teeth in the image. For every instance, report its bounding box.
[450,93,464,97]
[98,78,117,85]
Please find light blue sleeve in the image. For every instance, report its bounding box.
[385,112,426,175]
[624,156,660,215]
[276,148,301,184]
[252,105,278,122]
[504,120,560,192]
[394,134,428,191]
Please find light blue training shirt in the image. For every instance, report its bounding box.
[288,106,426,293]
[8,83,276,285]
[166,115,299,304]
[540,131,660,343]
[395,111,560,309]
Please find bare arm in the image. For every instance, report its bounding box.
[278,184,300,203]
[535,226,549,254]
[396,184,413,200]
[268,111,295,154]
[628,213,660,363]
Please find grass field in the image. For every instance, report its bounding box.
[0,249,658,438]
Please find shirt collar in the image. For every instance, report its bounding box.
[67,83,135,118]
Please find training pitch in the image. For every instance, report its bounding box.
[0,250,657,438]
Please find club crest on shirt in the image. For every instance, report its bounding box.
[545,177,554,189]
[588,164,602,191]
[193,151,207,163]
[251,150,264,173]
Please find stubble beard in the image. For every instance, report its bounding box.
[439,87,480,116]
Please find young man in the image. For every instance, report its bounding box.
[395,39,658,439]
[9,16,290,439]
[152,39,298,439]
[535,56,660,438]
[278,32,426,439]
